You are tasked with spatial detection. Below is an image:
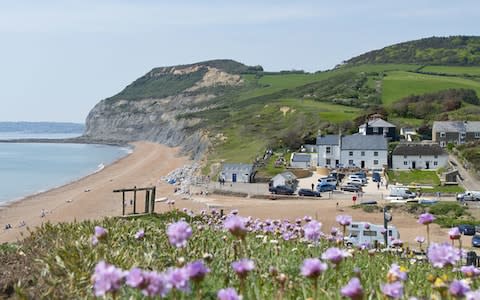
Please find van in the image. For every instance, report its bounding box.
[318,176,337,185]
[457,191,480,201]
[346,222,400,247]
[347,178,364,186]
[348,175,367,184]
[389,187,416,199]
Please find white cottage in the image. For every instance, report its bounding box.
[290,153,312,168]
[316,135,341,168]
[392,143,448,170]
[339,135,388,170]
[220,163,255,183]
[270,171,298,189]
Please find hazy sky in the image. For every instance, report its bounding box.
[1,1,479,123]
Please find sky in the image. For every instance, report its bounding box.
[0,1,479,123]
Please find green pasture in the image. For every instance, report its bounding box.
[421,65,480,76]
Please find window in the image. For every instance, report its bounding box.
[326,146,331,154]
[404,161,408,165]
[326,159,331,165]
[374,151,378,157]
[440,132,446,138]
[434,161,438,166]
[403,155,407,159]
[374,160,378,165]
[461,132,466,138]
[373,127,379,133]
[434,155,438,159]
[476,132,480,138]
[349,151,353,156]
[361,151,365,156]
[348,160,354,165]
[363,230,377,236]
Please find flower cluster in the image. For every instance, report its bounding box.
[167,220,192,248]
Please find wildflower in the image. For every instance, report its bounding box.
[418,213,435,225]
[449,227,461,240]
[166,267,190,292]
[415,236,425,244]
[224,215,247,239]
[331,227,339,236]
[392,239,403,247]
[340,277,363,300]
[142,271,171,297]
[304,215,312,222]
[92,261,125,297]
[364,223,370,230]
[336,215,352,226]
[126,267,144,288]
[94,226,108,239]
[231,209,239,215]
[91,236,99,246]
[381,281,403,299]
[427,243,460,268]
[387,264,408,282]
[135,229,145,240]
[167,221,192,248]
[303,220,322,242]
[300,258,327,279]
[186,260,210,282]
[321,247,349,265]
[449,280,470,297]
[461,265,480,278]
[466,290,480,300]
[217,287,241,300]
[231,259,255,279]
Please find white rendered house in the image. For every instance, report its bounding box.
[392,143,448,170]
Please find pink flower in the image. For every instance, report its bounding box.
[135,229,145,240]
[336,215,352,226]
[321,247,349,265]
[418,213,435,225]
[167,221,192,248]
[300,258,327,278]
[341,277,363,300]
[449,227,461,240]
[92,261,126,296]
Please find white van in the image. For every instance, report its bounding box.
[318,177,337,185]
[347,178,364,186]
[348,175,367,184]
[389,187,416,199]
[346,222,400,247]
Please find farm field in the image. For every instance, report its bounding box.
[421,65,480,76]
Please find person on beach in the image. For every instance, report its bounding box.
[40,209,46,218]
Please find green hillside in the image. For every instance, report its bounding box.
[344,36,480,66]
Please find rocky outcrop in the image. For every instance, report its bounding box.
[84,60,259,159]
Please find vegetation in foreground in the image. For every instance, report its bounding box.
[1,209,480,299]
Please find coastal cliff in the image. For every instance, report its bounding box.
[84,60,262,159]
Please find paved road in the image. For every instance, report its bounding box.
[449,154,480,191]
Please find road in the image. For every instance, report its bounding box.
[449,154,480,191]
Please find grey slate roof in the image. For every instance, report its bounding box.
[292,153,311,162]
[432,121,480,133]
[341,134,388,150]
[277,171,297,181]
[359,118,396,128]
[316,135,340,145]
[222,163,254,173]
[392,143,447,156]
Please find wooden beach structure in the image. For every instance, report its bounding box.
[113,186,156,216]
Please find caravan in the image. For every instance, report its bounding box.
[345,222,400,247]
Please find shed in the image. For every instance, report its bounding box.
[220,163,255,183]
[270,171,298,189]
[290,153,312,168]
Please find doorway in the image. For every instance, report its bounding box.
[426,161,430,169]
[412,161,416,169]
[232,173,237,182]
[361,161,365,169]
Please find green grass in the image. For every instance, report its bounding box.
[382,71,480,105]
[386,170,464,193]
[421,65,480,76]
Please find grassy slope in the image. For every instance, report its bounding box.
[420,65,480,76]
[382,71,480,105]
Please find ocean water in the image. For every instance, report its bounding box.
[0,135,130,205]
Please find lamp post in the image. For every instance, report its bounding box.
[383,206,392,247]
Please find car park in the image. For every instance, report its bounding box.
[472,235,480,247]
[317,182,336,192]
[459,224,476,236]
[298,189,321,197]
[340,184,362,192]
[269,185,294,195]
[372,172,381,182]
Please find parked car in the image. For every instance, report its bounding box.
[329,172,345,182]
[317,182,336,192]
[340,184,362,192]
[372,172,381,182]
[472,235,480,247]
[269,185,294,195]
[298,189,321,197]
[318,177,337,185]
[348,175,367,184]
[459,224,476,236]
[347,178,364,186]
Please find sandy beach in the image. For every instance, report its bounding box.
[0,141,457,248]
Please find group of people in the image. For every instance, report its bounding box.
[4,220,26,230]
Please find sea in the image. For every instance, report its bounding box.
[0,132,131,205]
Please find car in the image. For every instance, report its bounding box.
[472,235,480,247]
[317,182,336,192]
[372,172,381,182]
[298,188,321,197]
[458,224,476,236]
[269,185,294,195]
[340,184,362,192]
[347,178,364,186]
[318,177,337,185]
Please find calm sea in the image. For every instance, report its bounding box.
[0,132,130,205]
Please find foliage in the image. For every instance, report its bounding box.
[457,142,480,171]
[345,36,480,66]
[2,210,479,299]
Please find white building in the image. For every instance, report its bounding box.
[220,163,255,183]
[316,134,388,170]
[392,143,448,170]
[270,171,298,188]
[290,153,312,168]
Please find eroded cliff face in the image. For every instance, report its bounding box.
[84,62,244,159]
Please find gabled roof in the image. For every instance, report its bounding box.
[341,134,388,150]
[316,135,340,145]
[359,118,396,128]
[272,171,297,181]
[392,143,447,156]
[292,153,311,162]
[432,121,480,133]
[222,163,254,173]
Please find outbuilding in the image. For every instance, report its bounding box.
[220,163,255,183]
[270,171,298,189]
[290,153,312,168]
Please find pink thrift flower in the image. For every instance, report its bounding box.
[167,221,192,248]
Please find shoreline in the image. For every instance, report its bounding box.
[0,144,134,210]
[0,141,190,243]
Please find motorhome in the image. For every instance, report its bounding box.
[345,222,400,247]
[457,191,480,201]
[388,186,416,199]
